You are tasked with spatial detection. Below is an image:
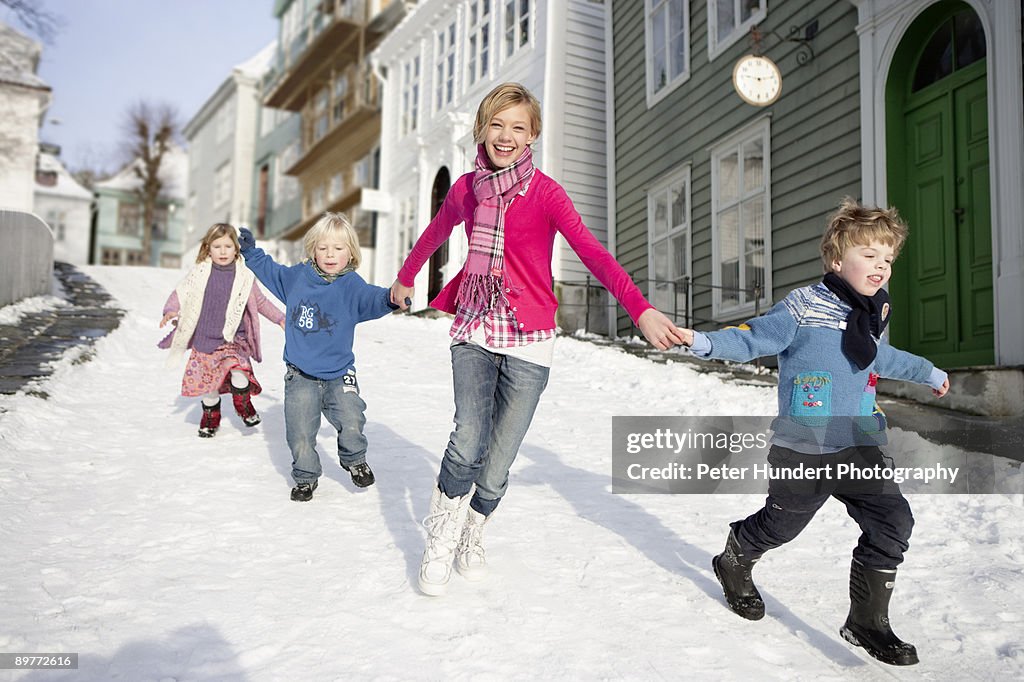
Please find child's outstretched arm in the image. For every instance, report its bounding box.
[160,292,180,327]
[390,280,414,310]
[874,342,950,397]
[683,299,799,363]
[351,274,400,322]
[637,309,688,350]
[253,284,286,329]
[238,227,291,303]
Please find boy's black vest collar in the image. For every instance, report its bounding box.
[821,272,891,371]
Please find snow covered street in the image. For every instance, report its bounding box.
[1,265,1022,681]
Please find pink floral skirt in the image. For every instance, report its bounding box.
[180,343,262,397]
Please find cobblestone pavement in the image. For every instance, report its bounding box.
[0,262,124,399]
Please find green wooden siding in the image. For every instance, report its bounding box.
[611,0,861,334]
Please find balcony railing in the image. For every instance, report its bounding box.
[265,0,369,110]
[287,61,380,176]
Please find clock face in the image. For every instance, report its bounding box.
[732,54,782,106]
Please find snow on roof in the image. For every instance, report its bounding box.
[235,40,277,79]
[35,152,93,200]
[95,144,189,200]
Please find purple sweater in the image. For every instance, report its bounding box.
[193,263,236,353]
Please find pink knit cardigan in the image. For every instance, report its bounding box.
[397,170,652,332]
[158,284,284,363]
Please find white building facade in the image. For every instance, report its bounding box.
[183,42,275,251]
[34,151,92,265]
[0,22,51,212]
[372,0,615,333]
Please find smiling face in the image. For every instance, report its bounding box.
[314,237,352,275]
[483,103,537,169]
[209,235,237,266]
[831,240,895,297]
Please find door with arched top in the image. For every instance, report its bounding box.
[886,1,993,367]
[428,167,451,301]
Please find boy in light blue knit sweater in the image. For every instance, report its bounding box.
[678,198,949,667]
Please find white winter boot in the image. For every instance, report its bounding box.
[455,507,489,581]
[418,486,470,596]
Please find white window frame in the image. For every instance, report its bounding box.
[400,53,421,137]
[214,160,232,210]
[644,0,691,108]
[710,116,772,319]
[465,0,492,87]
[646,164,692,322]
[501,0,533,63]
[707,0,766,61]
[435,21,458,113]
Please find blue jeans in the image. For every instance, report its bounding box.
[284,365,368,485]
[437,343,550,516]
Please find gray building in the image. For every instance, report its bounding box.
[608,0,1024,415]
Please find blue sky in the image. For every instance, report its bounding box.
[6,1,280,173]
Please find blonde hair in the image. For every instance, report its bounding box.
[303,212,362,268]
[473,82,542,144]
[196,223,240,264]
[820,197,908,272]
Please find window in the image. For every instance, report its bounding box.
[401,55,420,137]
[396,196,417,274]
[503,0,531,59]
[312,87,329,142]
[711,119,771,317]
[215,94,236,143]
[46,209,66,240]
[645,0,690,105]
[125,250,147,265]
[435,22,457,111]
[118,203,140,236]
[153,206,169,240]
[330,171,344,200]
[708,0,765,59]
[101,248,122,265]
[214,161,232,209]
[647,166,691,321]
[466,0,491,86]
[333,72,349,123]
[275,144,300,207]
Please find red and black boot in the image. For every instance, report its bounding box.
[231,384,261,427]
[198,399,221,438]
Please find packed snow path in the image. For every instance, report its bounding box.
[1,266,1021,681]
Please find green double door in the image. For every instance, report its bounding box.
[892,59,994,368]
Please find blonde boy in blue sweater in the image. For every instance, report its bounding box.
[678,198,949,666]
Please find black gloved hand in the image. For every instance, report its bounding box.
[238,226,255,252]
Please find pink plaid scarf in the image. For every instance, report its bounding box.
[455,144,536,314]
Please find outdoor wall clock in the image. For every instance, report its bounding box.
[732,54,782,106]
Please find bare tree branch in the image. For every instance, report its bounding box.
[0,0,63,44]
[121,100,182,266]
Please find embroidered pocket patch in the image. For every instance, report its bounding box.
[790,372,832,425]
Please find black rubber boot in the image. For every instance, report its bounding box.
[712,530,765,620]
[839,559,919,666]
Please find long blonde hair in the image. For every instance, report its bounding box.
[196,223,240,263]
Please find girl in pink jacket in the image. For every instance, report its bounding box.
[159,223,285,437]
[391,83,685,596]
